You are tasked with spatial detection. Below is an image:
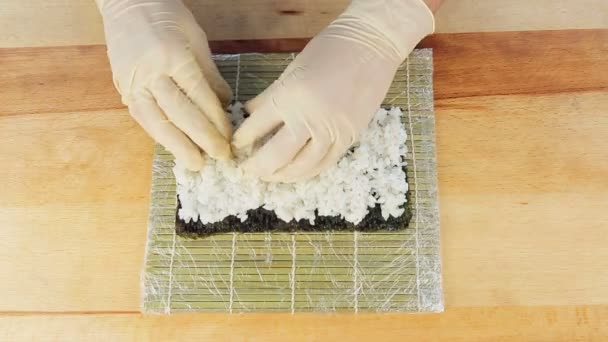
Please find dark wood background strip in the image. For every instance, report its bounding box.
[1,30,606,116]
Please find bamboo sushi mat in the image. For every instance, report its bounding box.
[143,49,442,313]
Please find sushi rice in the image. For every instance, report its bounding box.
[174,103,408,225]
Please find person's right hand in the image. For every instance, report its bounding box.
[96,0,233,170]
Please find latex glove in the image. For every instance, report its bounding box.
[233,0,434,182]
[96,0,233,171]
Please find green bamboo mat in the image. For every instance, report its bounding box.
[142,49,442,313]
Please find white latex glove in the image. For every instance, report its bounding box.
[233,0,434,182]
[96,0,233,171]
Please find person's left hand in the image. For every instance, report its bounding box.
[233,0,434,182]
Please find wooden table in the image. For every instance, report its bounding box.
[1,1,607,340]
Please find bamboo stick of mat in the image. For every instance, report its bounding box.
[142,50,442,313]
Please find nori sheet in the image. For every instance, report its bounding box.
[176,183,412,238]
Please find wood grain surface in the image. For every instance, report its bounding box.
[1,0,607,48]
[1,29,608,340]
[1,306,608,341]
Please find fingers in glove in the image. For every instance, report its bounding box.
[263,128,332,183]
[241,124,310,178]
[150,75,232,160]
[306,135,353,178]
[232,98,283,149]
[187,27,233,106]
[171,59,233,140]
[243,81,276,114]
[130,93,204,171]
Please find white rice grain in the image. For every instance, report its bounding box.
[175,104,408,225]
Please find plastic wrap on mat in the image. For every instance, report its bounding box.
[142,49,442,313]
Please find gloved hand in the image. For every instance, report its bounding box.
[233,0,434,182]
[96,0,233,171]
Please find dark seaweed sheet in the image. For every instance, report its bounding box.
[176,187,411,238]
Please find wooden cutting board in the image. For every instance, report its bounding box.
[0,0,607,340]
